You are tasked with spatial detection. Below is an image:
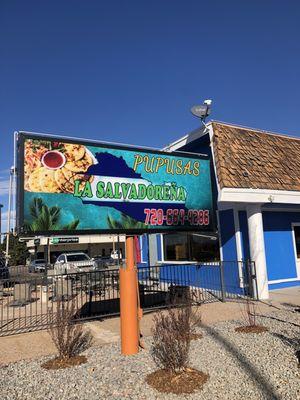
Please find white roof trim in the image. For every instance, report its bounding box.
[163,125,208,152]
[218,187,300,205]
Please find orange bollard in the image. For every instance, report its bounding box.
[120,236,139,355]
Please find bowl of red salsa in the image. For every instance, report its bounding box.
[41,150,66,170]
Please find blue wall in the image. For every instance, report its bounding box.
[141,234,149,264]
[218,209,238,262]
[156,234,162,262]
[263,211,300,284]
[179,135,218,224]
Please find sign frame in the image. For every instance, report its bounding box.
[16,131,216,236]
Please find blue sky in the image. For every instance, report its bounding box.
[1,0,300,229]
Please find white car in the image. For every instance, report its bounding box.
[111,250,122,260]
[54,252,96,275]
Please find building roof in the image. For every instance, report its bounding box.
[211,122,300,191]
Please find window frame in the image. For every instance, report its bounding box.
[291,223,300,279]
[162,232,220,264]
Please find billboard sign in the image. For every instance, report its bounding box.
[17,133,215,234]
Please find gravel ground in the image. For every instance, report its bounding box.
[0,307,299,400]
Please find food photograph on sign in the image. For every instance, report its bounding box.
[18,134,214,234]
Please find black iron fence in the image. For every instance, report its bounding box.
[137,261,257,306]
[0,261,256,336]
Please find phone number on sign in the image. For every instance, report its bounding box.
[144,208,210,226]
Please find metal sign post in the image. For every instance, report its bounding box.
[120,236,139,355]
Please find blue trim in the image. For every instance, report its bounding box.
[269,280,300,290]
[219,209,238,262]
[140,234,149,265]
[156,234,162,261]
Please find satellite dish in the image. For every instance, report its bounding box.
[190,100,212,120]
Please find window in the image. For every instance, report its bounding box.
[294,226,300,258]
[34,259,46,264]
[66,254,90,262]
[163,233,220,262]
[164,234,189,261]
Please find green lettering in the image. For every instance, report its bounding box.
[121,183,131,199]
[105,182,114,198]
[138,184,147,200]
[162,185,170,200]
[147,185,154,200]
[154,185,163,200]
[81,181,93,198]
[96,181,105,198]
[128,184,138,200]
[169,183,177,200]
[177,187,186,201]
[114,182,122,199]
[73,180,83,197]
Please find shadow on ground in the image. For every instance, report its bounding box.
[201,324,282,400]
[271,332,300,364]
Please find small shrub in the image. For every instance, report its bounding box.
[241,297,258,327]
[151,302,201,373]
[49,299,92,360]
[236,297,268,333]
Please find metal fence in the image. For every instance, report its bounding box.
[0,261,256,336]
[138,261,257,306]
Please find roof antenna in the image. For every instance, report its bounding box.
[190,99,212,129]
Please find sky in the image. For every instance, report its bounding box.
[1,0,300,231]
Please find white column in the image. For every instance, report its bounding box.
[247,204,269,300]
[233,208,244,288]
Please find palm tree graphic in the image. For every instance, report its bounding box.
[24,197,79,232]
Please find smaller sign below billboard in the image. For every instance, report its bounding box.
[50,237,79,245]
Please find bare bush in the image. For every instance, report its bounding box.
[49,300,92,360]
[240,297,258,327]
[151,301,201,373]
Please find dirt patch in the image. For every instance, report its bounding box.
[41,355,87,370]
[146,368,209,394]
[235,325,269,334]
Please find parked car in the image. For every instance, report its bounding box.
[54,252,96,275]
[28,259,47,273]
[92,255,116,269]
[111,250,122,260]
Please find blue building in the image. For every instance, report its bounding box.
[139,121,300,300]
